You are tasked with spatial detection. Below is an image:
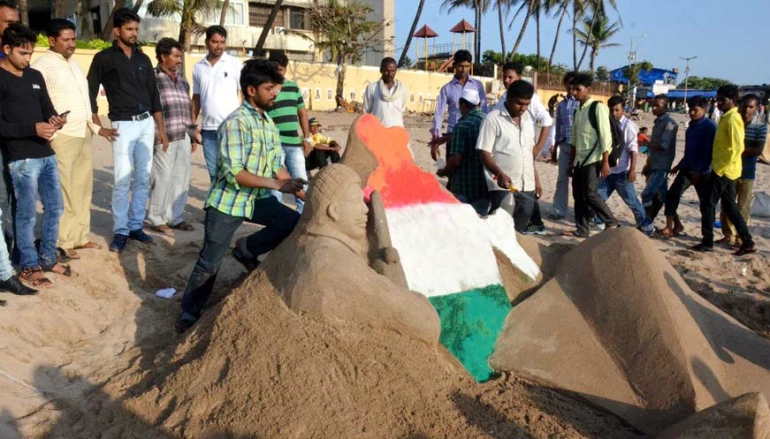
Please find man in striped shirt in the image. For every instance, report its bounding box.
[267,50,311,212]
[176,59,304,333]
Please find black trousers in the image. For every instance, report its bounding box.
[572,161,616,236]
[489,190,536,233]
[699,173,754,248]
[305,149,341,172]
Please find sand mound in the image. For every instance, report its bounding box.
[491,227,770,434]
[658,392,770,439]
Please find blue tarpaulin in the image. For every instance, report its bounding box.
[610,66,678,86]
[666,89,717,99]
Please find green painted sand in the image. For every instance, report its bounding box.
[429,285,511,382]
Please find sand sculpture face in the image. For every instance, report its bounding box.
[305,163,370,244]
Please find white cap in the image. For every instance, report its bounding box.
[460,88,481,106]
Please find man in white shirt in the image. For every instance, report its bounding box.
[363,57,407,128]
[495,62,552,157]
[477,80,536,232]
[597,96,653,235]
[192,25,241,182]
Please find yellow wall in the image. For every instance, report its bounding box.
[31,46,610,116]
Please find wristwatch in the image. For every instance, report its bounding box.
[304,137,312,144]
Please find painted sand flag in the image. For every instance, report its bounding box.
[356,114,539,381]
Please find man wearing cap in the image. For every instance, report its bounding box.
[305,117,341,172]
[437,89,487,215]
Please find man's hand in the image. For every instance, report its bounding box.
[99,127,119,142]
[628,170,636,183]
[436,167,448,178]
[568,164,574,178]
[535,178,543,199]
[35,122,57,140]
[277,178,305,194]
[191,142,198,153]
[430,144,441,161]
[691,171,704,186]
[496,172,513,190]
[641,163,650,177]
[302,139,313,156]
[193,126,202,145]
[669,165,679,177]
[159,132,170,153]
[600,162,611,178]
[49,114,67,129]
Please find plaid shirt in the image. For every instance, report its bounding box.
[155,66,194,142]
[447,108,487,201]
[205,102,282,218]
[554,96,578,150]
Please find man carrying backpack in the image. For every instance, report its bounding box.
[563,73,617,238]
[598,96,654,235]
[641,94,678,223]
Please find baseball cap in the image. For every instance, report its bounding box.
[309,117,321,126]
[460,89,481,106]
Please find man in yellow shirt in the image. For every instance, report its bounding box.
[305,117,341,172]
[693,85,756,255]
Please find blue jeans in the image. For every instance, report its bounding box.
[180,197,300,321]
[202,129,218,182]
[641,169,668,221]
[0,205,13,281]
[8,156,64,270]
[271,146,308,213]
[598,173,650,227]
[111,119,155,236]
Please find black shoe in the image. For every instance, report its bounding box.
[546,213,565,221]
[128,229,154,244]
[175,315,196,334]
[0,275,37,295]
[109,234,128,253]
[232,247,260,271]
[691,243,713,252]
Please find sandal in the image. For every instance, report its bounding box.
[170,221,195,232]
[74,241,102,250]
[42,262,72,277]
[152,224,173,234]
[735,245,757,256]
[20,267,53,288]
[561,231,589,238]
[61,248,81,260]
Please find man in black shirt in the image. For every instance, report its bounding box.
[0,24,69,289]
[87,8,168,253]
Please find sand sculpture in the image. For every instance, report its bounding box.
[658,392,770,439]
[261,164,440,346]
[491,227,770,434]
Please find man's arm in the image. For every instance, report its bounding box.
[192,94,201,122]
[362,83,373,114]
[477,81,488,113]
[432,85,448,138]
[534,126,551,157]
[743,125,766,158]
[297,105,312,155]
[650,120,677,152]
[439,123,467,177]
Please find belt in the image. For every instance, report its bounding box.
[115,111,151,122]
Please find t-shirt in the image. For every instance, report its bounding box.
[310,132,333,147]
[0,67,58,162]
[193,53,241,130]
[742,119,768,180]
[268,79,305,147]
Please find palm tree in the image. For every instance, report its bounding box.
[441,0,491,67]
[509,0,536,59]
[219,0,230,25]
[496,0,511,63]
[18,0,27,25]
[254,0,283,54]
[398,0,426,68]
[147,0,219,53]
[545,0,568,70]
[575,13,620,75]
[575,0,620,70]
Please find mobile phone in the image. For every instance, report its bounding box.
[59,111,71,117]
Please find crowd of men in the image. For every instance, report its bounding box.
[0,10,761,333]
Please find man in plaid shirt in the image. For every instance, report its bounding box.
[176,59,305,333]
[550,72,578,220]
[147,38,200,234]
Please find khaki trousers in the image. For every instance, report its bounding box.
[721,178,754,241]
[51,131,93,249]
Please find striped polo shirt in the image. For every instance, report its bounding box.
[268,79,304,147]
[742,119,768,180]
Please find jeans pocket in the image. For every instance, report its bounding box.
[8,160,26,180]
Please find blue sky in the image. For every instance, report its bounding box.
[393,0,767,85]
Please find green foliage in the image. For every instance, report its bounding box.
[623,60,654,86]
[401,55,414,69]
[36,33,113,50]
[595,65,610,81]
[678,76,734,90]
[481,49,549,72]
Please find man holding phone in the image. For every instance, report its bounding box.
[33,18,111,259]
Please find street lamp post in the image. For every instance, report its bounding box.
[680,56,697,110]
[628,33,647,110]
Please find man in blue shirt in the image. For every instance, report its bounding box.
[642,95,678,223]
[660,97,716,238]
[549,72,578,220]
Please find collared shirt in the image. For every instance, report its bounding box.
[87,41,161,120]
[32,50,99,138]
[432,75,488,135]
[648,113,678,171]
[476,105,536,192]
[363,79,407,128]
[193,52,241,130]
[267,79,304,147]
[206,102,282,218]
[155,66,194,143]
[611,116,639,174]
[742,117,767,180]
[713,107,745,180]
[555,96,578,150]
[447,108,487,201]
[494,91,553,137]
[571,98,612,167]
[311,132,333,147]
[677,117,717,174]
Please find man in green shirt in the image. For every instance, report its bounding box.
[267,50,311,212]
[176,59,305,333]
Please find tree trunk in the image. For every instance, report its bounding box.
[572,2,577,70]
[474,1,481,68]
[254,0,284,55]
[510,1,534,58]
[18,0,28,25]
[78,0,94,39]
[497,1,506,63]
[219,0,230,26]
[577,10,598,71]
[535,8,540,70]
[336,58,346,98]
[100,0,126,40]
[590,47,597,75]
[54,0,64,18]
[548,3,567,70]
[132,0,144,13]
[398,0,424,68]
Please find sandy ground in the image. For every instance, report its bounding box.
[0,108,768,437]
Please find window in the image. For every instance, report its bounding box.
[249,2,284,28]
[223,3,245,26]
[288,7,310,31]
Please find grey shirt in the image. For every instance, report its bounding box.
[649,113,678,171]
